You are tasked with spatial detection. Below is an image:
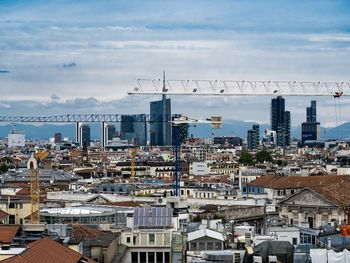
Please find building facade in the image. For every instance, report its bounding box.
[271,96,290,147]
[121,114,147,146]
[247,124,259,150]
[150,96,171,146]
[301,100,320,144]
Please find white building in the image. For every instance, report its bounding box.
[8,132,25,148]
[191,162,210,176]
[264,129,277,145]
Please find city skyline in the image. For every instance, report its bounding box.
[1,1,350,127]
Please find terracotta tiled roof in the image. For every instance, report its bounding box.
[188,175,232,185]
[0,210,9,219]
[311,181,350,208]
[72,225,117,247]
[248,175,350,189]
[0,225,19,243]
[1,237,96,263]
[16,188,31,196]
[73,225,101,239]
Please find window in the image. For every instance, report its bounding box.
[164,252,170,263]
[149,234,155,244]
[9,203,15,209]
[148,252,155,263]
[199,242,205,250]
[215,242,222,250]
[292,238,298,245]
[191,242,197,251]
[156,252,163,263]
[9,215,15,224]
[207,242,214,250]
[140,252,146,263]
[126,237,131,243]
[131,252,138,263]
[133,236,137,245]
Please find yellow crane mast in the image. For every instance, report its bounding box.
[27,150,49,224]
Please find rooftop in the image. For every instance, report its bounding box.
[0,225,20,243]
[188,228,224,242]
[41,206,116,217]
[248,175,350,189]
[1,237,96,263]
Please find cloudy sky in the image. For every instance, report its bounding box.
[1,0,350,127]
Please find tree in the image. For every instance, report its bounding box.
[239,150,254,165]
[256,150,273,163]
[0,164,8,174]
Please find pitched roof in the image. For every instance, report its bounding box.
[0,209,9,219]
[248,175,350,189]
[73,225,101,239]
[311,181,350,208]
[72,225,117,247]
[1,237,96,263]
[0,225,20,243]
[188,228,224,242]
[16,188,31,196]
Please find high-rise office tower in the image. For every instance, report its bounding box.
[301,100,320,144]
[101,123,117,147]
[150,73,171,146]
[247,124,260,150]
[271,96,291,147]
[107,125,116,141]
[54,132,62,144]
[307,100,317,123]
[80,124,90,147]
[120,114,147,146]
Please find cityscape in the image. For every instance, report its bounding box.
[1,1,350,263]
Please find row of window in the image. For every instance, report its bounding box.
[131,251,170,263]
[126,233,170,246]
[188,241,222,251]
[5,203,24,209]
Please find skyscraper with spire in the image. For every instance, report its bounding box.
[301,100,320,144]
[150,72,172,146]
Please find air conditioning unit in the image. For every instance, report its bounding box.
[253,256,262,263]
[268,256,278,263]
[156,197,167,206]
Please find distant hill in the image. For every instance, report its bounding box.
[0,120,348,140]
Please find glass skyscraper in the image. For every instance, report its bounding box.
[302,100,320,144]
[150,95,171,146]
[247,124,260,150]
[120,114,147,146]
[80,124,91,147]
[271,96,290,147]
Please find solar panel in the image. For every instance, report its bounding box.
[133,207,173,228]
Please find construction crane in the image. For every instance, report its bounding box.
[129,147,138,182]
[129,79,350,97]
[27,150,49,224]
[172,115,222,196]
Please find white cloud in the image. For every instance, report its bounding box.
[0,0,350,128]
